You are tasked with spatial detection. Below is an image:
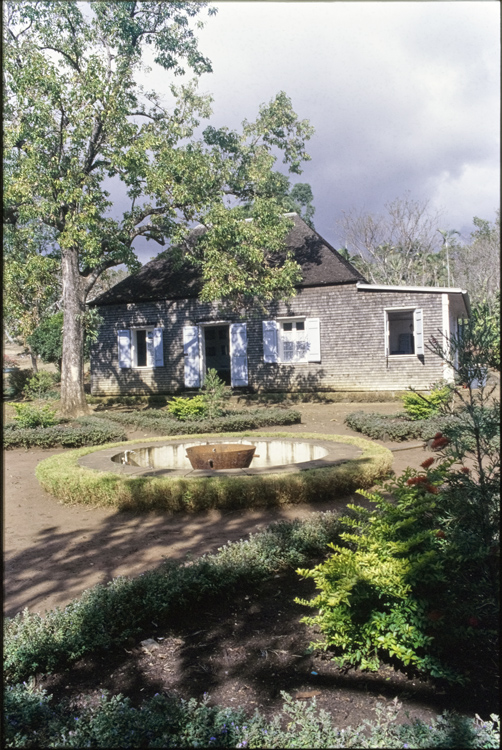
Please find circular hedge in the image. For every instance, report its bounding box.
[35,431,393,513]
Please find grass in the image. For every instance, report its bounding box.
[35,432,393,512]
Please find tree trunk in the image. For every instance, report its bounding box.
[29,347,38,373]
[60,248,89,417]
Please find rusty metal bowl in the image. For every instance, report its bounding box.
[186,443,256,470]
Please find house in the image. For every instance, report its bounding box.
[88,213,470,396]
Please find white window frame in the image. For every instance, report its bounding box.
[118,327,164,369]
[384,307,424,358]
[263,317,321,364]
[131,327,155,368]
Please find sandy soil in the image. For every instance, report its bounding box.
[3,400,429,619]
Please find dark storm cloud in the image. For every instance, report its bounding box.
[131,1,499,262]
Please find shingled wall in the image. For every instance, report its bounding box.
[90,285,447,396]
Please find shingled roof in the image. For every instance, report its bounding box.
[89,213,366,306]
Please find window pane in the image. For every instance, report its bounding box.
[136,330,147,367]
[388,311,414,355]
[283,322,293,331]
[283,341,294,360]
[296,321,305,331]
[205,328,216,340]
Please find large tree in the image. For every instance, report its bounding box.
[452,213,500,312]
[4,1,313,416]
[337,194,448,286]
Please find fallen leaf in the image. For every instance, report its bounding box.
[293,691,321,700]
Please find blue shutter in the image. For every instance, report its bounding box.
[230,323,248,387]
[262,320,279,363]
[306,318,321,362]
[183,326,200,387]
[118,330,132,368]
[153,328,164,367]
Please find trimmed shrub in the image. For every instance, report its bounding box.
[167,395,207,421]
[34,432,393,511]
[100,406,302,435]
[3,417,127,449]
[345,410,462,441]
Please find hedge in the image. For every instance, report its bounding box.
[3,417,127,449]
[34,432,393,512]
[344,411,463,442]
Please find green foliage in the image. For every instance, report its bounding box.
[345,410,460,441]
[297,461,469,683]
[33,432,392,511]
[101,406,302,435]
[23,371,59,400]
[4,512,344,684]
[26,312,63,371]
[401,382,453,420]
[201,367,231,418]
[7,368,32,397]
[4,668,500,750]
[12,402,58,428]
[167,395,207,421]
[3,417,127,450]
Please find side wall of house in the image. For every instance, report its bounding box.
[90,285,447,395]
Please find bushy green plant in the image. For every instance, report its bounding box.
[23,371,59,400]
[101,406,302,435]
[26,311,64,371]
[3,417,127,449]
[401,382,453,420]
[297,461,467,683]
[12,402,59,428]
[4,684,500,748]
[166,395,207,421]
[201,367,231,418]
[7,368,32,396]
[345,410,461,441]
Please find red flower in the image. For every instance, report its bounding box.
[431,437,449,450]
[460,466,471,474]
[435,530,446,539]
[421,457,435,469]
[433,432,443,440]
[425,484,439,494]
[467,616,480,628]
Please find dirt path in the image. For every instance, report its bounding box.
[4,401,428,619]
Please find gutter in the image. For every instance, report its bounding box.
[356,282,471,317]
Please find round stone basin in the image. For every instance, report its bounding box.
[110,439,330,473]
[76,437,366,480]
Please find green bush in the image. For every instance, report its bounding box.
[12,402,59,428]
[297,461,468,683]
[4,684,500,748]
[345,410,461,441]
[101,406,302,435]
[26,311,64,371]
[201,367,231,418]
[401,383,453,420]
[3,417,127,449]
[23,371,59,400]
[167,394,207,421]
[7,368,32,396]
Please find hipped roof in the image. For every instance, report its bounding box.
[89,213,366,307]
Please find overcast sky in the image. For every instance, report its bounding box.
[135,1,500,262]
